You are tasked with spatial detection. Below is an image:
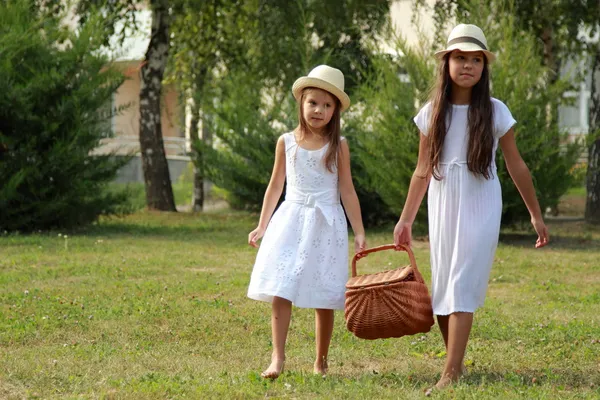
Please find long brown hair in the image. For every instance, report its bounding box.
[427,53,494,180]
[297,88,341,173]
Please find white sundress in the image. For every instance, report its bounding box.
[414,98,516,315]
[247,132,349,310]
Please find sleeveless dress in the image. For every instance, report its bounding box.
[247,132,349,310]
[414,98,516,315]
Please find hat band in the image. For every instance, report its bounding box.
[447,36,487,50]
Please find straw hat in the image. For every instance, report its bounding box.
[292,65,351,112]
[434,24,496,63]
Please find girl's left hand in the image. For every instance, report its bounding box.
[354,234,366,254]
[531,218,549,248]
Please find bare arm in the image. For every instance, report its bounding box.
[248,136,286,247]
[394,133,431,246]
[338,139,366,252]
[499,128,549,248]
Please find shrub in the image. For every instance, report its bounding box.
[0,2,129,231]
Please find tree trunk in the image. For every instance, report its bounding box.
[190,65,211,212]
[139,0,176,211]
[585,45,600,224]
[190,103,203,212]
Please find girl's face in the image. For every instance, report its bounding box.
[302,88,337,132]
[448,50,485,89]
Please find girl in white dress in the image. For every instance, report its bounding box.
[247,65,366,379]
[393,24,549,391]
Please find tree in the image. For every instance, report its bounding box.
[0,1,129,231]
[586,42,600,223]
[139,0,176,211]
[78,0,176,211]
[167,0,251,211]
[195,0,392,216]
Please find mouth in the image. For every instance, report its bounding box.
[460,73,474,78]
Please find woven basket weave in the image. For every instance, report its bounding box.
[344,244,434,340]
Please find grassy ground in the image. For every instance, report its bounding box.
[1,204,599,399]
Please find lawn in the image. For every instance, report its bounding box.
[1,208,599,399]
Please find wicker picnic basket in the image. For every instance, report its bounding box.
[344,244,434,340]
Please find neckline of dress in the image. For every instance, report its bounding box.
[291,132,329,152]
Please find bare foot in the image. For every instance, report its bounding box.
[313,358,328,377]
[261,358,285,380]
[425,374,456,396]
[435,374,454,389]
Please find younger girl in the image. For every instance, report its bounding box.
[247,65,366,379]
[393,24,549,390]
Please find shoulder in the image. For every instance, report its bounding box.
[339,136,349,151]
[490,98,516,137]
[417,101,432,115]
[491,97,511,114]
[280,131,296,152]
[414,101,432,135]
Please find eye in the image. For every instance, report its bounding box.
[325,103,331,108]
[457,55,464,60]
[308,100,316,105]
[473,57,482,63]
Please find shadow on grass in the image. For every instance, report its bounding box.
[361,368,599,391]
[498,218,600,250]
[462,368,600,390]
[75,210,257,241]
[499,232,599,250]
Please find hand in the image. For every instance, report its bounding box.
[531,218,549,248]
[354,233,366,254]
[393,219,412,247]
[248,227,266,248]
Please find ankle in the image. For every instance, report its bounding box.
[314,356,328,365]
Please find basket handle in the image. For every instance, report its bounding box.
[351,244,418,278]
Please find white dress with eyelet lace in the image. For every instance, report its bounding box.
[414,98,516,316]
[247,132,348,309]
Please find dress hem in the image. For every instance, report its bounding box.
[247,291,344,310]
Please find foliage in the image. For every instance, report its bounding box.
[475,7,584,222]
[0,1,129,231]
[344,31,434,221]
[195,69,296,210]
[346,6,582,225]
[198,1,393,217]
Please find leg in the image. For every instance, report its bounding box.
[437,314,467,374]
[437,315,449,350]
[314,308,334,375]
[436,312,473,388]
[262,296,292,379]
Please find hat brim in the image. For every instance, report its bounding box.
[292,77,351,112]
[434,43,496,63]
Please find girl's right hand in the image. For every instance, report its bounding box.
[393,220,412,247]
[531,218,549,248]
[248,227,266,248]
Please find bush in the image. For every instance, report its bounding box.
[344,36,434,223]
[195,68,294,210]
[480,11,583,223]
[0,2,129,231]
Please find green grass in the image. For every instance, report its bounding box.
[566,186,586,197]
[110,181,193,212]
[1,210,599,399]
